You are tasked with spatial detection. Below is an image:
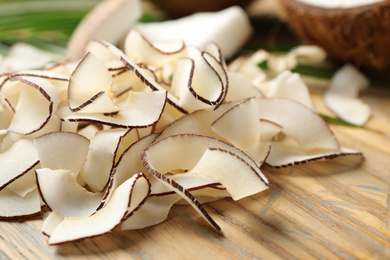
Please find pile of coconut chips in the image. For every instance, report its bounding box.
[0,7,367,246]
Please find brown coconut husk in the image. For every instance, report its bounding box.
[280,0,390,72]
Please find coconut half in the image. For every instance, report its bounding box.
[280,0,390,71]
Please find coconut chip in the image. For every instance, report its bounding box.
[47,173,150,245]
[324,64,371,126]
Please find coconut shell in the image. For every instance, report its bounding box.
[280,0,390,72]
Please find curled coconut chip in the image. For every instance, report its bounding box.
[0,14,365,244]
[324,64,371,126]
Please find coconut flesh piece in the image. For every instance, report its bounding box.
[99,39,187,113]
[67,0,142,60]
[84,40,125,69]
[324,64,370,126]
[266,45,327,74]
[63,90,167,128]
[10,70,70,106]
[135,6,253,59]
[0,139,39,191]
[225,72,263,102]
[7,167,37,198]
[33,132,90,177]
[227,49,269,84]
[42,211,64,237]
[170,55,225,112]
[142,134,268,225]
[211,98,262,149]
[6,76,59,135]
[47,173,150,245]
[121,174,229,230]
[288,0,383,9]
[0,92,13,130]
[81,128,138,192]
[210,97,346,167]
[0,187,41,220]
[263,70,315,110]
[158,102,236,140]
[0,42,63,73]
[124,29,186,68]
[36,168,104,217]
[68,52,119,113]
[189,147,268,201]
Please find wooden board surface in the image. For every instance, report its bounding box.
[1,76,389,259]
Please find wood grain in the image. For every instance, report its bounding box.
[1,79,390,259]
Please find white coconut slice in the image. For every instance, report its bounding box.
[158,102,235,140]
[42,211,64,237]
[0,42,63,73]
[36,168,103,217]
[170,48,226,112]
[225,72,263,102]
[34,131,90,175]
[266,70,315,110]
[0,188,41,220]
[27,115,62,139]
[227,49,269,84]
[135,6,253,59]
[7,76,59,135]
[47,173,150,245]
[7,167,37,198]
[63,90,167,128]
[101,40,186,113]
[124,29,186,67]
[11,70,70,105]
[267,45,327,74]
[142,134,269,230]
[189,148,268,200]
[67,0,142,60]
[0,132,23,153]
[324,64,370,126]
[81,129,135,192]
[121,174,228,230]
[120,193,180,230]
[0,92,14,130]
[211,98,261,149]
[111,134,158,191]
[68,52,119,113]
[256,97,339,151]
[243,142,273,167]
[0,139,39,191]
[265,142,362,167]
[259,119,283,142]
[84,40,125,69]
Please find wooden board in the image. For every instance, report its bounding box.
[1,78,390,259]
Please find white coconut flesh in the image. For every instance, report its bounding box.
[6,167,37,198]
[0,139,39,191]
[80,129,137,192]
[121,174,228,231]
[324,64,371,126]
[6,76,59,135]
[36,168,104,217]
[134,6,253,59]
[0,187,41,220]
[68,52,119,113]
[46,173,150,245]
[34,132,90,176]
[291,0,384,9]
